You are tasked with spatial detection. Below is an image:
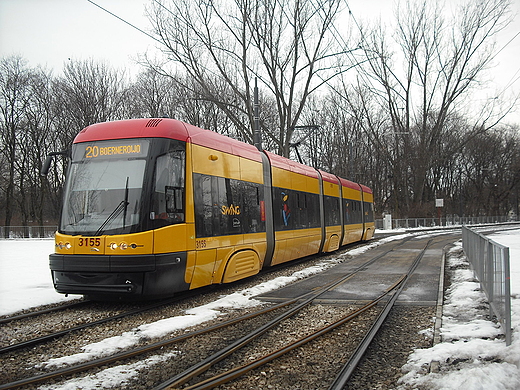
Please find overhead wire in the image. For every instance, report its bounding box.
[86,0,163,45]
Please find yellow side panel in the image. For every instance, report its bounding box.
[271,168,320,194]
[222,250,260,283]
[271,228,321,265]
[240,158,263,184]
[363,223,376,240]
[212,246,235,282]
[243,234,267,265]
[190,248,217,289]
[197,234,243,250]
[271,239,287,265]
[291,172,307,193]
[153,224,195,254]
[363,192,374,203]
[192,144,240,180]
[326,225,342,235]
[272,167,291,188]
[343,187,362,201]
[342,224,364,245]
[325,234,341,252]
[324,226,342,252]
[306,176,320,194]
[323,182,339,197]
[185,251,196,284]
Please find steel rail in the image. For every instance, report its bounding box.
[327,239,432,389]
[176,277,407,390]
[1,236,413,390]
[0,300,89,325]
[0,291,209,355]
[153,237,415,390]
[0,298,299,390]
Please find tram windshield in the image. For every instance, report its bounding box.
[60,139,149,235]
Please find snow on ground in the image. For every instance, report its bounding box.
[397,237,520,390]
[0,228,519,389]
[0,239,77,314]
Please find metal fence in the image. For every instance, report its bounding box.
[0,226,57,239]
[461,225,512,346]
[375,215,511,230]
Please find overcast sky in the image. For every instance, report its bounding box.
[0,0,155,73]
[0,0,519,123]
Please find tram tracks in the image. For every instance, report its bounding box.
[0,290,211,355]
[0,235,431,390]
[153,239,431,390]
[0,241,372,358]
[0,300,90,325]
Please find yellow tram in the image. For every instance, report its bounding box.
[47,118,374,297]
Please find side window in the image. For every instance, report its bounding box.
[274,188,293,230]
[364,201,374,222]
[324,196,340,226]
[194,174,214,237]
[194,174,266,237]
[345,200,351,224]
[151,151,185,225]
[242,182,264,233]
[216,177,242,235]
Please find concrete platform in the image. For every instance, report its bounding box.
[257,233,459,306]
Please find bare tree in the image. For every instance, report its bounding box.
[148,0,355,156]
[52,59,128,145]
[125,69,179,118]
[0,56,33,234]
[354,0,513,216]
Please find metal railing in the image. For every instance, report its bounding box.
[0,226,57,239]
[375,215,511,230]
[461,226,512,345]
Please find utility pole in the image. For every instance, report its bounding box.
[253,78,262,151]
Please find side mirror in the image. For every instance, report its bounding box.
[40,150,69,177]
[41,155,54,176]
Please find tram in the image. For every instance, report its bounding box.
[43,118,374,297]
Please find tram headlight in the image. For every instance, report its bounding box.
[109,242,118,250]
[119,242,128,250]
[56,241,72,250]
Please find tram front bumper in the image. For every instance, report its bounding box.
[49,252,189,297]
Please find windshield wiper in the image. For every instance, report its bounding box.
[95,177,129,236]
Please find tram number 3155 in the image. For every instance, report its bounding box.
[78,237,101,247]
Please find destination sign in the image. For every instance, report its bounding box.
[73,140,149,161]
[85,144,141,158]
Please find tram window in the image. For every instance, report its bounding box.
[351,200,362,223]
[324,196,340,226]
[274,188,293,229]
[364,201,374,222]
[308,193,320,228]
[194,174,265,237]
[151,151,185,225]
[242,182,264,233]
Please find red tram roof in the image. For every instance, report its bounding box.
[264,151,320,179]
[360,184,373,194]
[73,118,372,193]
[74,118,262,162]
[184,122,262,162]
[318,169,339,184]
[74,118,190,143]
